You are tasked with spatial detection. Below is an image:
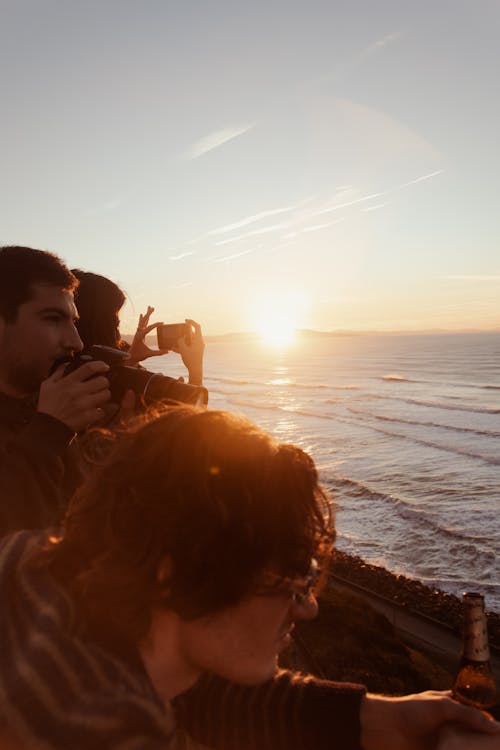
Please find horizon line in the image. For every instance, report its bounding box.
[123,326,500,340]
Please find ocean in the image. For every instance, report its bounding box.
[149,331,500,614]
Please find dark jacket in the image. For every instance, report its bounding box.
[0,393,78,536]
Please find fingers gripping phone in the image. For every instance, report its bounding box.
[157,322,191,350]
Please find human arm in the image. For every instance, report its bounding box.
[360,691,500,750]
[173,319,205,386]
[173,670,365,750]
[174,676,499,750]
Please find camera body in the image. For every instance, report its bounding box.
[157,322,190,350]
[61,344,208,408]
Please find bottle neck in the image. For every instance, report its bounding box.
[462,596,490,661]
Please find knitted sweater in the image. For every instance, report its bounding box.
[0,531,365,750]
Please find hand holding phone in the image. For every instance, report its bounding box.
[157,322,191,351]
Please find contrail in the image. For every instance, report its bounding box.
[168,251,196,261]
[183,123,255,160]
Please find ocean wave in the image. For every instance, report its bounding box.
[369,394,500,415]
[330,476,498,548]
[208,376,361,391]
[381,376,500,391]
[381,374,417,383]
[227,397,334,421]
[209,376,255,385]
[346,407,500,438]
[287,383,361,390]
[334,412,500,465]
[266,382,361,390]
[227,398,500,465]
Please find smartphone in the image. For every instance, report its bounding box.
[157,322,190,350]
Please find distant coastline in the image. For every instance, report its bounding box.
[123,328,500,344]
[204,328,500,343]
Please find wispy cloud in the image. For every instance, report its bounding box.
[168,281,194,289]
[206,202,306,236]
[214,223,287,246]
[183,124,256,160]
[184,170,441,258]
[363,31,404,56]
[363,202,389,212]
[168,251,195,261]
[313,170,443,218]
[351,31,405,71]
[83,196,122,217]
[212,248,258,263]
[313,192,384,216]
[319,30,404,88]
[395,170,444,190]
[301,218,345,232]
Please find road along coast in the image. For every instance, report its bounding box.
[328,549,500,662]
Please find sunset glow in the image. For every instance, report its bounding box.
[250,293,307,348]
[2,3,500,336]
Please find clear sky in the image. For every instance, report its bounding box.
[1,0,499,335]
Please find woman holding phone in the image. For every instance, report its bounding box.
[71,269,205,386]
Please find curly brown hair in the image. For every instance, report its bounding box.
[43,406,334,652]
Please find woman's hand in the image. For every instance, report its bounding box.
[128,306,170,365]
[171,319,205,386]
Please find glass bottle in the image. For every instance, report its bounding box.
[452,592,497,709]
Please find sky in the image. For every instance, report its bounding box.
[1,0,499,335]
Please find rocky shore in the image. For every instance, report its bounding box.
[327,550,500,653]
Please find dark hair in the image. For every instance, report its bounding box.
[0,246,76,322]
[71,269,126,349]
[42,406,333,651]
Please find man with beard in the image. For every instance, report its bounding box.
[0,245,111,535]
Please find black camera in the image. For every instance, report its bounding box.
[59,344,208,409]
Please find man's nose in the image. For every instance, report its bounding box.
[291,592,319,622]
[64,323,84,353]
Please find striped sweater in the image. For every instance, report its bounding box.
[0,532,365,750]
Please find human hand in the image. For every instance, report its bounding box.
[438,722,500,749]
[173,319,205,386]
[360,691,499,750]
[128,306,170,365]
[37,361,111,433]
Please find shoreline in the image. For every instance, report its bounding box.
[328,549,500,653]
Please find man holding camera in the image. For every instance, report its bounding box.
[0,245,111,536]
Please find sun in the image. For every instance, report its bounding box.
[250,292,307,348]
